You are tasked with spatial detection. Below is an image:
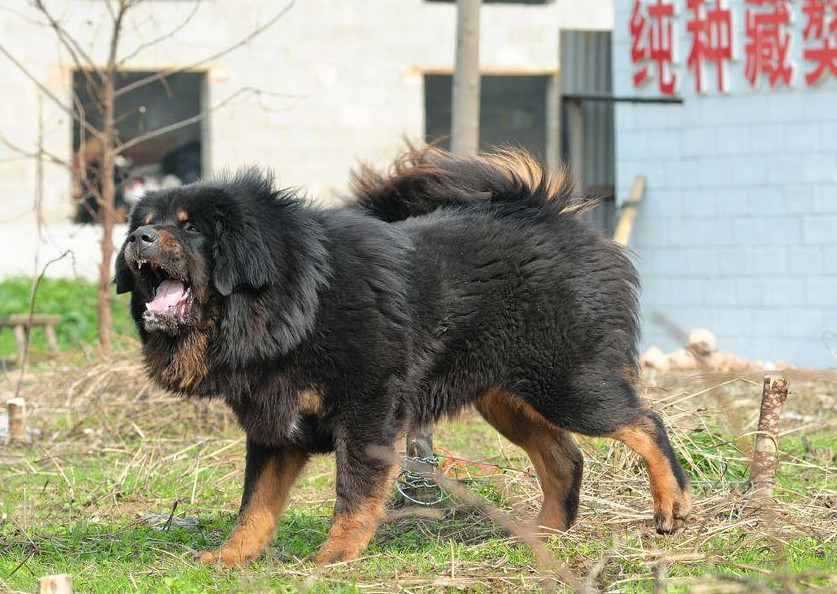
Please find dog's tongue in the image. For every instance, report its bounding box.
[146,280,186,314]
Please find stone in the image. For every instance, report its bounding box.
[688,328,717,357]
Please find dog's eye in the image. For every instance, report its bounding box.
[183,222,199,234]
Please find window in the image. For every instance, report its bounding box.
[424,74,549,160]
[72,70,205,222]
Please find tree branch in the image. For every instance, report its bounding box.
[33,0,99,76]
[115,86,254,154]
[117,0,203,66]
[0,44,102,139]
[0,131,74,171]
[114,0,295,98]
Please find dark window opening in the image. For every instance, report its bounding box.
[560,30,616,235]
[424,74,549,160]
[72,70,205,223]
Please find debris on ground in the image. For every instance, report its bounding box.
[641,328,792,372]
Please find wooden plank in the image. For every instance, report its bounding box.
[0,314,62,326]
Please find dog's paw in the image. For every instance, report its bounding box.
[196,548,250,567]
[312,542,363,566]
[654,489,692,534]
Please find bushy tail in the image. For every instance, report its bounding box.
[349,145,594,222]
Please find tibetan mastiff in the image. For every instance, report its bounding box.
[115,147,691,566]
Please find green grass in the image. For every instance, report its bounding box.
[2,398,835,593]
[0,277,135,357]
[0,289,835,591]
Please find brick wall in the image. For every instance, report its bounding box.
[613,0,837,367]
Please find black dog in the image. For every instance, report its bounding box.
[115,147,691,566]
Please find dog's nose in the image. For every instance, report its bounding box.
[129,226,159,248]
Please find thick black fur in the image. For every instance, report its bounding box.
[115,147,687,560]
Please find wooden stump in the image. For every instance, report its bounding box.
[7,397,28,445]
[38,574,72,594]
[748,375,789,507]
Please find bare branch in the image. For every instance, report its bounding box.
[115,86,247,154]
[117,0,202,66]
[0,131,74,171]
[0,44,102,139]
[114,0,295,98]
[31,0,107,117]
[33,0,98,75]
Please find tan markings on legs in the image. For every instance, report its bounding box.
[197,450,308,567]
[313,469,393,565]
[298,389,323,415]
[475,389,582,534]
[610,421,690,532]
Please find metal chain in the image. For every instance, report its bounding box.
[394,454,448,506]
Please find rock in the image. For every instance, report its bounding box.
[705,351,751,372]
[641,346,669,371]
[668,347,698,370]
[688,328,717,357]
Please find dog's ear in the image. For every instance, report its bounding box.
[113,247,133,294]
[212,215,278,296]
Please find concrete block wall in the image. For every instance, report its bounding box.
[613,0,837,367]
[0,0,613,223]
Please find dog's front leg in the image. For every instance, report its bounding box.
[314,423,395,565]
[198,439,308,566]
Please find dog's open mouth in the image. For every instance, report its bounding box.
[136,259,193,331]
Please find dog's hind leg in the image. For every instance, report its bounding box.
[197,440,308,567]
[607,409,692,533]
[475,389,584,534]
[527,371,691,534]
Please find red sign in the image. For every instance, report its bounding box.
[745,0,793,87]
[687,0,734,92]
[631,0,678,95]
[803,0,837,84]
[631,0,837,93]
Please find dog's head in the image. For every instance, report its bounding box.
[115,172,279,338]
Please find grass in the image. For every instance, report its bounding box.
[1,351,836,592]
[0,277,135,359]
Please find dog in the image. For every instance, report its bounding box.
[114,146,691,566]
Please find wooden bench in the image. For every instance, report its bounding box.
[0,314,62,366]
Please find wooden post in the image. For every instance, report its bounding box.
[566,99,585,192]
[13,324,27,367]
[613,174,647,247]
[38,574,73,594]
[451,0,481,156]
[748,375,789,506]
[403,424,439,504]
[7,397,27,444]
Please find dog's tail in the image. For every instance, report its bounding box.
[348,144,595,222]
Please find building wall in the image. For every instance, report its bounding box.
[613,0,837,367]
[0,0,612,224]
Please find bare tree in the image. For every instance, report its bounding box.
[0,0,295,352]
[401,0,482,504]
[450,0,481,156]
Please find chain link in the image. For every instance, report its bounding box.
[394,454,448,506]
